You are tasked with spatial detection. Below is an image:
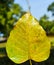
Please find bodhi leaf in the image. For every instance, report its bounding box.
[6,12,51,64]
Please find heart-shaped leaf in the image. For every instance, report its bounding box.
[6,12,51,64]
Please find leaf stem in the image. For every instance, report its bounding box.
[26,0,31,13]
[29,59,32,65]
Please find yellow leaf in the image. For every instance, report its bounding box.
[6,12,51,64]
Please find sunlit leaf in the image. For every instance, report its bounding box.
[6,12,51,64]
